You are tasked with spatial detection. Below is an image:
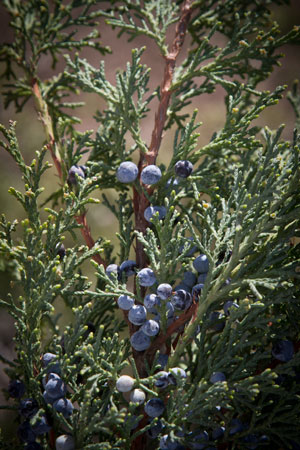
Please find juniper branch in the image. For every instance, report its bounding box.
[133,0,193,269]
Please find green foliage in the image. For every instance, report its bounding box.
[0,0,300,449]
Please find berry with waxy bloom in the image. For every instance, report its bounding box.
[223,300,239,316]
[166,177,179,191]
[144,293,159,312]
[130,388,146,404]
[212,426,225,440]
[241,433,261,449]
[117,294,135,310]
[154,371,169,389]
[229,418,246,435]
[197,273,207,284]
[179,236,197,256]
[42,352,61,374]
[157,353,169,369]
[106,263,120,280]
[128,304,147,325]
[116,161,138,183]
[160,435,185,450]
[141,319,160,336]
[125,415,140,430]
[55,435,75,450]
[67,165,85,185]
[43,390,55,405]
[137,268,156,287]
[174,282,191,293]
[174,160,193,178]
[171,289,192,310]
[141,164,162,185]
[8,379,25,398]
[191,283,204,299]
[144,206,166,222]
[116,375,135,393]
[193,254,209,273]
[53,397,74,418]
[31,415,51,435]
[208,311,225,332]
[157,283,173,300]
[168,367,187,385]
[55,243,66,260]
[17,420,36,443]
[189,430,209,449]
[19,398,39,419]
[44,373,66,400]
[153,301,174,320]
[119,260,137,277]
[147,419,164,439]
[130,330,151,351]
[183,271,197,288]
[144,398,165,417]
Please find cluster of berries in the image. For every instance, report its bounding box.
[106,252,212,353]
[109,262,198,351]
[8,375,75,450]
[157,419,270,450]
[116,369,237,450]
[116,159,193,184]
[65,158,297,449]
[115,375,165,419]
[7,379,50,449]
[116,159,193,222]
[41,353,75,450]
[17,397,50,449]
[115,368,186,432]
[42,353,74,419]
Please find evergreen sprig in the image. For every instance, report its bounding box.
[0,0,299,449]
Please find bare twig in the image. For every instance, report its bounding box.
[147,0,193,164]
[75,212,106,267]
[31,78,106,267]
[32,78,63,179]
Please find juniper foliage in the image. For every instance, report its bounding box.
[0,0,300,449]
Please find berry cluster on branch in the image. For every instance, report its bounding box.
[0,0,300,449]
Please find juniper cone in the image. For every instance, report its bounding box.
[157,283,173,300]
[53,398,74,418]
[137,267,157,286]
[117,294,135,310]
[0,0,300,448]
[8,380,25,398]
[141,319,160,336]
[128,304,147,325]
[144,398,165,417]
[116,161,138,183]
[116,375,135,393]
[119,259,137,276]
[130,388,146,404]
[130,330,151,351]
[141,164,162,185]
[144,205,167,222]
[67,164,85,185]
[105,263,120,279]
[174,160,193,178]
[55,435,75,450]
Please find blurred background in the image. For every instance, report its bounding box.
[0,0,300,441]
